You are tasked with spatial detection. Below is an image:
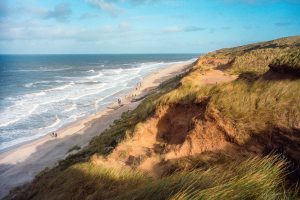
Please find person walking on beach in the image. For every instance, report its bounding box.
[50,132,58,137]
[118,98,121,105]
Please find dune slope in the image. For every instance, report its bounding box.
[5,36,300,200]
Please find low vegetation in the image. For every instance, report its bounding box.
[6,36,300,200]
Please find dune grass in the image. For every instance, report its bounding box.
[201,36,300,75]
[269,49,300,74]
[213,79,299,130]
[10,156,297,200]
[209,36,300,59]
[16,162,149,200]
[229,48,284,74]
[117,156,296,200]
[157,69,214,105]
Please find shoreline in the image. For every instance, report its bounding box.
[0,60,194,198]
[0,59,195,154]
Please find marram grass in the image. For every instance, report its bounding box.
[117,156,297,200]
[10,156,297,200]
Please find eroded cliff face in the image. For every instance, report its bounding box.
[92,103,235,176]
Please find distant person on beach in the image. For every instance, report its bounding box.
[50,132,57,137]
[118,98,121,105]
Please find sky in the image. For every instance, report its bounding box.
[0,0,300,54]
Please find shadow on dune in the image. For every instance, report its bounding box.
[236,70,300,83]
[215,59,235,71]
[155,104,204,145]
[261,70,300,81]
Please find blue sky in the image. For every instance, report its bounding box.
[0,0,300,54]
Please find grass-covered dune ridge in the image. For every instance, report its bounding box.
[199,36,300,74]
[6,36,300,200]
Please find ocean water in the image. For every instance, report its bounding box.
[0,54,197,152]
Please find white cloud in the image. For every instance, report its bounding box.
[0,19,133,42]
[44,3,72,22]
[85,0,179,16]
[162,26,181,33]
[80,12,99,19]
[85,0,122,16]
[162,26,207,33]
[0,2,72,22]
[0,20,78,40]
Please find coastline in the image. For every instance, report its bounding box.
[0,60,194,198]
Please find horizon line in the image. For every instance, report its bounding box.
[0,53,202,56]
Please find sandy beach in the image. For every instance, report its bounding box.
[0,60,194,198]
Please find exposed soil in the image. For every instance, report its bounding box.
[92,102,240,177]
[91,68,241,176]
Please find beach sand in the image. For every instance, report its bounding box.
[0,60,194,198]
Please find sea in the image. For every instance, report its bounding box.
[0,54,197,152]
